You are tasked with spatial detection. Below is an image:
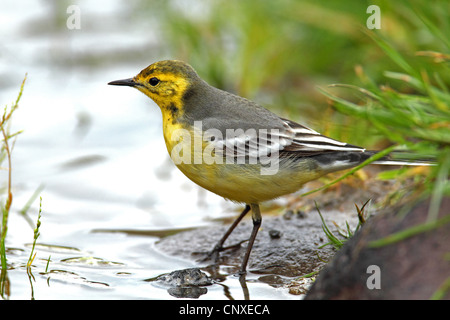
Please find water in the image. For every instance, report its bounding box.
[0,1,297,300]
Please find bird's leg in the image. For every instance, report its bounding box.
[200,205,250,262]
[239,203,261,275]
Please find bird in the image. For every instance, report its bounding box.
[108,59,428,275]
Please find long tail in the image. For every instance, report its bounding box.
[371,151,436,166]
[313,150,435,174]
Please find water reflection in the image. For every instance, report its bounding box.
[0,270,10,299]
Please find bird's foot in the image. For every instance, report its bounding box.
[193,239,248,263]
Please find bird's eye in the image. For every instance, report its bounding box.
[149,77,160,86]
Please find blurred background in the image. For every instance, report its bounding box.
[0,0,448,299]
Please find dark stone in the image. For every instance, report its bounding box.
[155,268,213,287]
[147,268,213,299]
[268,229,282,239]
[305,197,450,300]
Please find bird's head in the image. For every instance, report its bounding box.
[108,60,200,111]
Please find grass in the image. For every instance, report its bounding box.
[0,75,26,273]
[316,199,371,250]
[0,75,46,299]
[430,277,450,300]
[0,75,26,299]
[318,30,450,219]
[368,213,450,248]
[27,197,43,270]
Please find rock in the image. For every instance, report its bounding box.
[147,268,213,299]
[268,229,282,239]
[305,197,450,300]
[155,268,213,287]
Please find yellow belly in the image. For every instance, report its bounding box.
[162,122,324,203]
[175,160,322,203]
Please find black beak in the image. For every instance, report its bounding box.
[108,78,137,87]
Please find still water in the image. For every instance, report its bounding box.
[1,1,296,299]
